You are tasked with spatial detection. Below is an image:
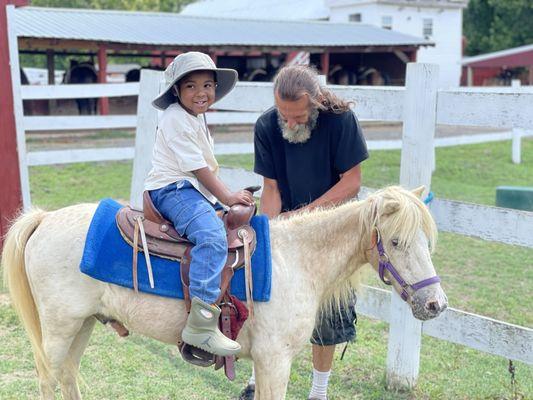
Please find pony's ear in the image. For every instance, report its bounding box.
[370,228,378,248]
[383,200,400,216]
[412,186,425,199]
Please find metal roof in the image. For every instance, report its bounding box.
[462,44,533,67]
[181,0,330,20]
[12,7,430,49]
[181,0,468,20]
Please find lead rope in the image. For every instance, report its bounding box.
[239,229,254,321]
[134,216,155,289]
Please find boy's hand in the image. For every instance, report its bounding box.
[225,190,254,207]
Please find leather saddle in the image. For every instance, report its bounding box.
[114,186,261,380]
[116,186,260,293]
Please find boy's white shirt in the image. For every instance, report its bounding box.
[144,102,219,204]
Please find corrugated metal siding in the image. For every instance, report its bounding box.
[13,7,430,48]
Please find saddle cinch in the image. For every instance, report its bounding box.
[115,186,260,380]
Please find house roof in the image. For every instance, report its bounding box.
[181,0,330,20]
[12,6,430,51]
[181,0,469,20]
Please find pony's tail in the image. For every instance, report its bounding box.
[1,208,51,380]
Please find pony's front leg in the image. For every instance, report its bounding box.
[253,352,292,400]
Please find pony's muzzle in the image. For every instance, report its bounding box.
[412,289,447,320]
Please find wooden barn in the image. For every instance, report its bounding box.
[13,6,432,113]
[461,44,533,86]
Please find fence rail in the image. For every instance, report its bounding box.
[21,82,532,168]
[358,285,533,365]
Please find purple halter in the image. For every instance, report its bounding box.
[376,231,441,302]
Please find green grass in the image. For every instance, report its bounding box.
[1,139,531,399]
[217,138,533,206]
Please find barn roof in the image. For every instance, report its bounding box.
[12,6,431,51]
[462,44,533,69]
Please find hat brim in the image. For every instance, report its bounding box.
[152,68,238,111]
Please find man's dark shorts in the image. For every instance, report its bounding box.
[310,291,357,346]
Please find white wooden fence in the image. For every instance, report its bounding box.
[9,66,533,389]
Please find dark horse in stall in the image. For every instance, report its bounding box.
[63,60,98,115]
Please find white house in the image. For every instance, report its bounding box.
[327,0,468,87]
[183,0,468,88]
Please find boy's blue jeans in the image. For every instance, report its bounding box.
[149,181,227,304]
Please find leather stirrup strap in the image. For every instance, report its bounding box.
[132,220,140,292]
[221,302,236,380]
[239,228,254,321]
[136,216,155,289]
[180,247,192,313]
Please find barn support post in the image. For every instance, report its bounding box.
[467,66,473,86]
[0,2,31,246]
[320,51,330,80]
[97,43,109,115]
[387,63,439,389]
[46,48,55,84]
[46,48,55,111]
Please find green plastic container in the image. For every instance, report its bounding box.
[495,186,533,212]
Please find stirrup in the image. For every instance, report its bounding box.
[179,342,216,367]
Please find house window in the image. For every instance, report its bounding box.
[423,18,433,37]
[381,15,393,30]
[349,13,362,22]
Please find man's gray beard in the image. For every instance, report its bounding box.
[278,107,319,144]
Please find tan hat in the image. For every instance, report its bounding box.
[152,52,238,110]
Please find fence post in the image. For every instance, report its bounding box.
[512,129,522,164]
[129,69,162,209]
[387,63,439,389]
[511,80,522,164]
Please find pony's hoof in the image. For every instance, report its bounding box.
[238,384,254,400]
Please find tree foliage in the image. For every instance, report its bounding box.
[463,0,533,56]
[30,0,196,13]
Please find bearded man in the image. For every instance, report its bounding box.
[239,65,368,400]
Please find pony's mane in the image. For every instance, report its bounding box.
[270,185,436,251]
[367,186,437,252]
[268,185,437,315]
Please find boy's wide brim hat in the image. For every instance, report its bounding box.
[152,52,238,110]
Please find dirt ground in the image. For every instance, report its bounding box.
[26,121,506,152]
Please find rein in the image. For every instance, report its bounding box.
[375,229,440,302]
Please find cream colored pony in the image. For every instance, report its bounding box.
[2,186,447,400]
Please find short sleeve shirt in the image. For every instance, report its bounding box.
[254,108,368,212]
[144,102,219,203]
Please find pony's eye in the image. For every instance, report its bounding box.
[391,239,399,247]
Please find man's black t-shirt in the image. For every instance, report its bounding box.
[254,107,369,212]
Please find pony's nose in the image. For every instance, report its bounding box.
[425,299,446,315]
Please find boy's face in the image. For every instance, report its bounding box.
[177,71,216,116]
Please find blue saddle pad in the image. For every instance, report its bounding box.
[80,199,272,301]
